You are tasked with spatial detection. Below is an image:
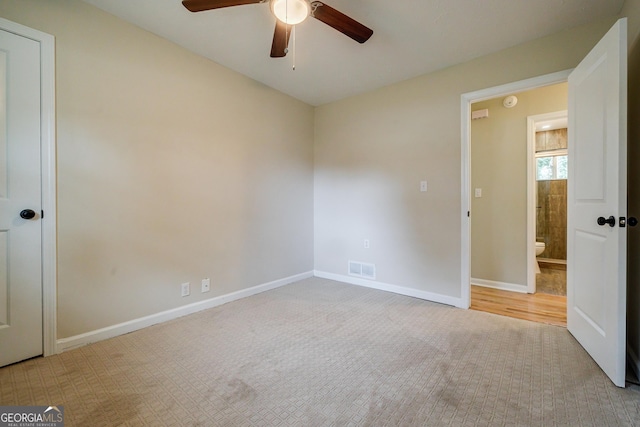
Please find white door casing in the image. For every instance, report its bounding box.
[526,110,568,295]
[0,18,56,363]
[567,18,627,388]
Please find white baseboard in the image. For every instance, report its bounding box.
[314,270,464,308]
[628,342,640,383]
[471,278,528,293]
[57,271,314,353]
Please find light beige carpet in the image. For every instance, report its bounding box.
[1,277,639,426]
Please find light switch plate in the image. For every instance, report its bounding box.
[181,282,190,297]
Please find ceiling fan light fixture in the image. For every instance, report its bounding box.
[270,0,310,25]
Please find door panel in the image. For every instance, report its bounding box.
[0,231,7,326]
[567,18,627,387]
[0,29,43,366]
[573,230,606,333]
[573,57,606,201]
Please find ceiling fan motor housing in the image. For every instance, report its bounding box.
[270,0,311,25]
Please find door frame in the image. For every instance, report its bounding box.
[0,18,57,357]
[526,110,568,294]
[460,70,571,308]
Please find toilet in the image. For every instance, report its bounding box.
[535,242,546,274]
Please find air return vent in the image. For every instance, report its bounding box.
[471,108,489,120]
[348,260,376,280]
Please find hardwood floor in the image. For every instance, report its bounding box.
[470,285,567,327]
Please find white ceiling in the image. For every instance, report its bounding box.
[536,117,568,132]
[82,0,625,106]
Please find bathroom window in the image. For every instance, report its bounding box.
[536,150,567,180]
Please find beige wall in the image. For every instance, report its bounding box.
[0,0,315,338]
[470,84,567,287]
[622,0,640,376]
[315,18,614,299]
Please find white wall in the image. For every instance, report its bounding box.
[0,0,315,338]
[314,17,616,303]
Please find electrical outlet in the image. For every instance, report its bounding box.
[201,278,210,293]
[364,239,370,249]
[181,282,190,297]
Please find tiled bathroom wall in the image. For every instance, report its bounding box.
[536,128,567,261]
[536,128,567,151]
[537,180,567,260]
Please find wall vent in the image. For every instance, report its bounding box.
[348,260,376,280]
[471,108,489,120]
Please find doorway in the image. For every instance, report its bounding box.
[528,111,568,299]
[460,73,571,325]
[468,91,569,326]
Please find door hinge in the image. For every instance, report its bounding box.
[41,210,44,219]
[467,211,470,217]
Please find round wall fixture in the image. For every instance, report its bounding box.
[503,95,518,108]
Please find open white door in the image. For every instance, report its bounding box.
[0,28,43,366]
[567,18,627,387]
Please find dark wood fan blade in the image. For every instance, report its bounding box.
[311,2,373,43]
[270,20,291,58]
[182,0,261,13]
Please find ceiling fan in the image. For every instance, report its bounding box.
[182,0,374,58]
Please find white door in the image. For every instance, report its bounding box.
[0,29,43,366]
[567,18,627,387]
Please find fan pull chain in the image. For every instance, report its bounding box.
[292,25,296,70]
